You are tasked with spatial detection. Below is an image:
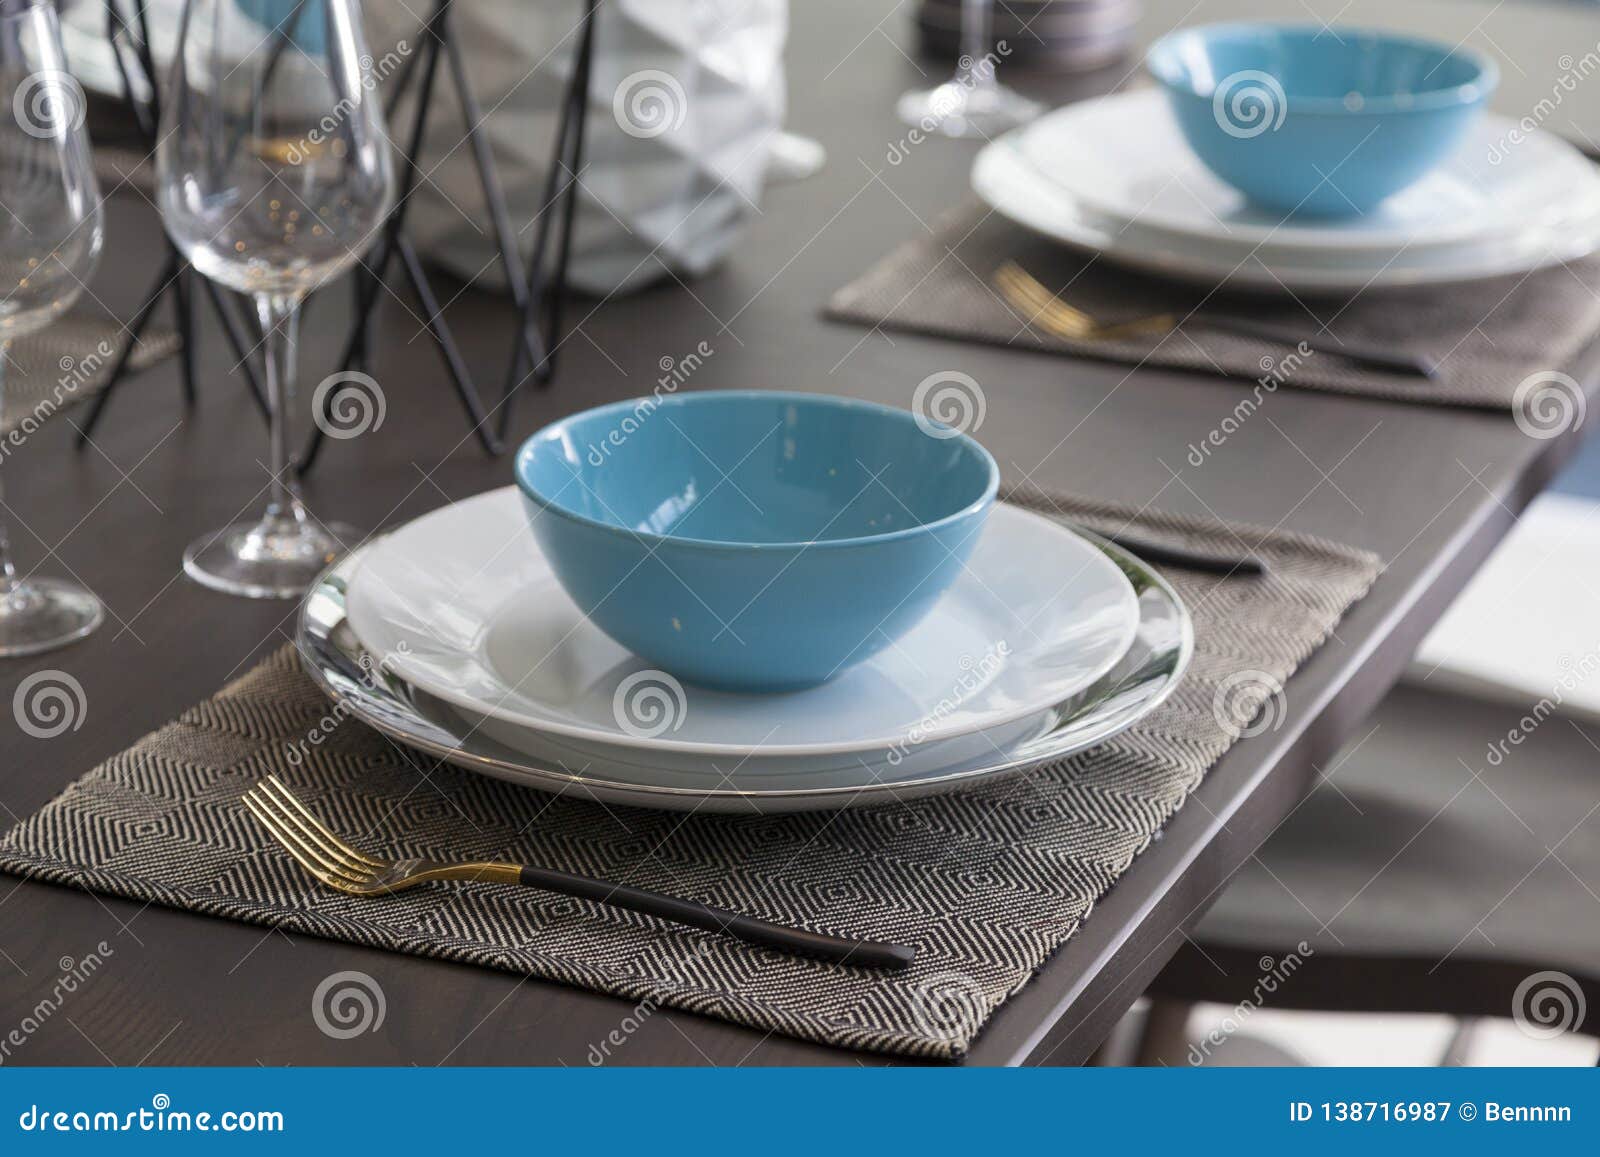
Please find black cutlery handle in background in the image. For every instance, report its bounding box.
[1194,314,1439,380]
[518,864,916,970]
[1101,530,1268,578]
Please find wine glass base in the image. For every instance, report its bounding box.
[0,577,105,657]
[896,82,1043,138]
[184,518,361,600]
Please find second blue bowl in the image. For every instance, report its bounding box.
[1146,24,1497,217]
[515,391,998,692]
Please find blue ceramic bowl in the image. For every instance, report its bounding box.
[1146,24,1497,217]
[515,391,999,692]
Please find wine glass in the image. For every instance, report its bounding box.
[157,0,394,598]
[898,0,1042,138]
[0,0,106,655]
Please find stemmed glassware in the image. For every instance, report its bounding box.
[158,0,394,598]
[0,0,106,655]
[897,0,1042,138]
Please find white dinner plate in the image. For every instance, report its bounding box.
[299,534,1193,812]
[456,701,1054,782]
[1012,90,1600,257]
[345,488,1141,760]
[974,126,1600,291]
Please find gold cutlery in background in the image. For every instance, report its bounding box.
[993,261,1437,379]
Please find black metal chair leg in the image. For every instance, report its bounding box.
[497,102,576,413]
[498,30,586,403]
[538,20,594,383]
[351,272,373,373]
[305,0,511,472]
[173,265,197,406]
[397,235,502,455]
[341,0,446,352]
[441,0,543,377]
[302,1,449,474]
[497,0,597,439]
[75,250,183,446]
[199,280,268,420]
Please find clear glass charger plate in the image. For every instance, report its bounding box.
[296,532,1193,814]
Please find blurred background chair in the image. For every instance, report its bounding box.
[1132,444,1600,1066]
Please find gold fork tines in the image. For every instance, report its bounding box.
[994,261,1094,334]
[259,776,383,868]
[243,782,374,890]
[244,775,520,896]
[994,261,1176,341]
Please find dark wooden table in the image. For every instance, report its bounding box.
[2,0,1595,1066]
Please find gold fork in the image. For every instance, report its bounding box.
[994,261,1176,341]
[243,775,914,969]
[993,261,1437,378]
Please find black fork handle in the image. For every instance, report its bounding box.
[1195,314,1439,380]
[517,865,915,970]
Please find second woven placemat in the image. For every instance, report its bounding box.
[3,309,180,438]
[827,204,1600,410]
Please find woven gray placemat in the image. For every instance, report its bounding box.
[826,204,1600,409]
[3,310,180,438]
[0,487,1381,1059]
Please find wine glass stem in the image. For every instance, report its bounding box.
[257,293,309,529]
[0,341,18,596]
[958,0,993,92]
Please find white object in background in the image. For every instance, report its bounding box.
[1407,493,1600,724]
[62,0,788,296]
[766,131,826,183]
[365,0,787,296]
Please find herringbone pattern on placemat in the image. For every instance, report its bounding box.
[0,488,1381,1059]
